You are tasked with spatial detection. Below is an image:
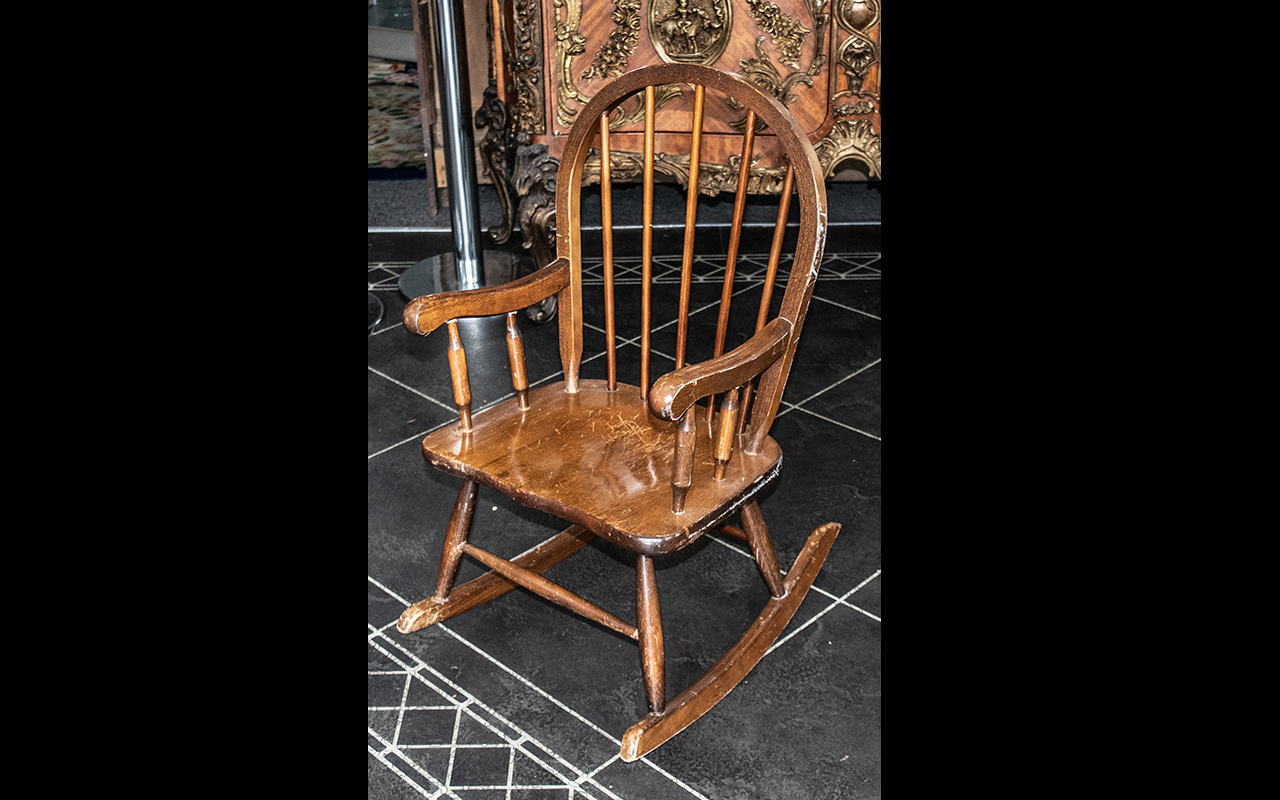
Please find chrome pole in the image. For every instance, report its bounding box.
[429,0,482,289]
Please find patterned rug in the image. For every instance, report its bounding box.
[368,58,427,179]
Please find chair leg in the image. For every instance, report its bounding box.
[434,480,479,602]
[636,555,665,715]
[739,500,786,598]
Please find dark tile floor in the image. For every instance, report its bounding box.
[368,244,881,799]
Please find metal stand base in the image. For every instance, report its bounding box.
[368,292,385,333]
[398,249,523,302]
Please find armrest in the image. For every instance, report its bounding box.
[402,258,570,336]
[648,317,792,421]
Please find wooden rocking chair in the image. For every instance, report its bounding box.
[397,63,840,762]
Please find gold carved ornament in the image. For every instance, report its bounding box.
[554,0,591,126]
[582,0,642,81]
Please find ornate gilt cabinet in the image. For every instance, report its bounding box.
[473,0,880,261]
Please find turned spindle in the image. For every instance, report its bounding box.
[713,387,740,480]
[446,320,472,429]
[672,408,696,513]
[505,312,529,410]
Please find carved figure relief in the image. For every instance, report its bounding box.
[647,0,733,66]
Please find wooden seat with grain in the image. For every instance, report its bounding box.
[397,63,840,762]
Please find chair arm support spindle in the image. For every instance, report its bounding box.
[446,321,472,429]
[505,312,530,410]
[713,386,740,480]
[671,409,696,514]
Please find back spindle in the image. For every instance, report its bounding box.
[738,162,796,435]
[600,111,617,391]
[640,84,655,399]
[675,84,705,371]
[707,107,758,426]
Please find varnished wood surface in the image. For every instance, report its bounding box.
[740,499,785,598]
[555,64,826,455]
[675,83,705,370]
[636,555,666,714]
[434,479,478,600]
[403,258,571,336]
[619,521,842,762]
[401,64,840,763]
[420,380,782,555]
[505,312,531,409]
[599,111,618,390]
[446,322,473,429]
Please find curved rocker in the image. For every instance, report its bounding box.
[621,521,841,762]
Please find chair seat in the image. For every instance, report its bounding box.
[421,379,782,555]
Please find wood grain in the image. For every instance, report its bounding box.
[419,380,782,556]
[636,554,665,714]
[403,259,571,335]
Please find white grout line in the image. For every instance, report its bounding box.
[369,576,709,800]
[436,624,624,746]
[505,742,516,800]
[374,548,874,799]
[368,627,622,800]
[784,357,881,409]
[810,584,882,622]
[367,739,441,798]
[767,569,882,654]
[369,576,411,606]
[705,535,881,622]
[444,698,464,788]
[778,404,882,441]
[369,366,456,412]
[395,670,413,748]
[368,431,431,460]
[812,292,882,319]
